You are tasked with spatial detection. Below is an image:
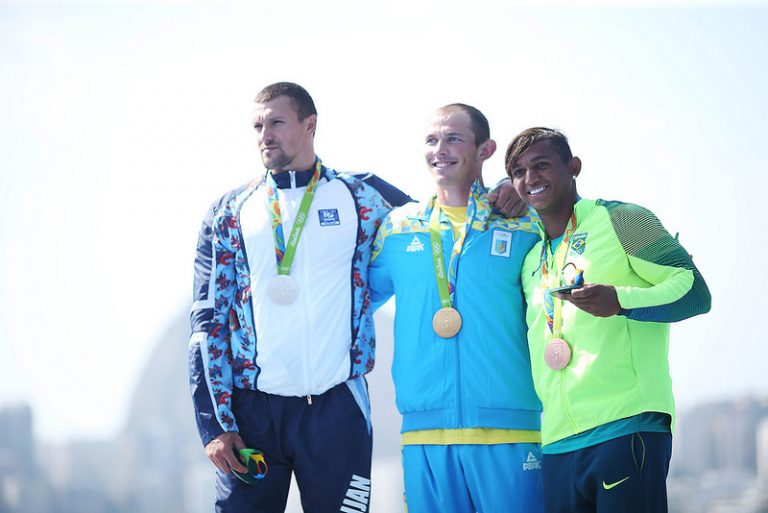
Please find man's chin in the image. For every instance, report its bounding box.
[262,157,289,171]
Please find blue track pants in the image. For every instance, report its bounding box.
[402,443,544,513]
[215,379,373,513]
[542,432,672,513]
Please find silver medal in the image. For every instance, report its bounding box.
[266,275,299,305]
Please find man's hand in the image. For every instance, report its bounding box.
[555,284,621,318]
[487,178,527,217]
[205,431,247,473]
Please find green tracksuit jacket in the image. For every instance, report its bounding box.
[521,198,711,446]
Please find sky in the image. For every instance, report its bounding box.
[0,0,766,442]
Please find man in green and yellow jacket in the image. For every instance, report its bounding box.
[506,127,711,513]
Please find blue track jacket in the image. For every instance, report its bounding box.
[368,181,542,434]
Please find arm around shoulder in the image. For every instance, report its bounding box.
[367,213,395,311]
[353,173,414,208]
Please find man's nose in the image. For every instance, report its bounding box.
[524,168,537,184]
[260,127,273,144]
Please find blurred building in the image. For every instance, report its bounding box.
[669,396,768,513]
[0,404,49,513]
[675,397,768,477]
[758,417,768,483]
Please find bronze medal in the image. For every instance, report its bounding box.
[544,338,572,370]
[432,307,462,338]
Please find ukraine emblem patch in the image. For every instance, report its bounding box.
[491,230,512,257]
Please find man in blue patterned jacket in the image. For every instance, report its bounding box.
[189,82,412,512]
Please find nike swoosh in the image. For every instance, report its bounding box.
[602,476,630,490]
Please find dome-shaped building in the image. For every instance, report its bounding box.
[113,309,402,513]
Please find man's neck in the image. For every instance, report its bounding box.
[271,154,317,174]
[540,201,577,239]
[436,185,471,207]
[436,176,484,207]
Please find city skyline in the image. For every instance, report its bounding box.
[3,311,768,512]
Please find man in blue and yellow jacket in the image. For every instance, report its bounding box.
[369,104,544,513]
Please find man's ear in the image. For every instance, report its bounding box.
[569,156,582,178]
[305,114,317,136]
[478,139,497,162]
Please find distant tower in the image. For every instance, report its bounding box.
[0,403,49,513]
[0,404,34,475]
[757,416,768,483]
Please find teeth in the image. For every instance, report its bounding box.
[529,186,546,195]
[434,161,455,168]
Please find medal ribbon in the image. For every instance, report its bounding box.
[539,212,578,337]
[428,181,489,308]
[265,160,322,275]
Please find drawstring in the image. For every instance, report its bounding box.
[631,433,647,477]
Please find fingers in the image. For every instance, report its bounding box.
[561,295,601,315]
[205,439,227,472]
[224,448,248,473]
[206,432,248,473]
[559,284,620,317]
[504,194,527,217]
[495,193,527,217]
[569,286,592,299]
[487,180,510,205]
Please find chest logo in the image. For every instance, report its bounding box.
[318,208,340,226]
[406,236,424,253]
[570,232,588,255]
[491,230,512,258]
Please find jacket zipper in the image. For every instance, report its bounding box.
[289,170,313,402]
[448,222,464,427]
[561,369,577,431]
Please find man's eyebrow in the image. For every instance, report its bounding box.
[526,154,549,162]
[511,154,548,168]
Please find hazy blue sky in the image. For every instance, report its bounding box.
[1,0,766,441]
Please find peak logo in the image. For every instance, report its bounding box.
[523,452,542,471]
[406,236,424,253]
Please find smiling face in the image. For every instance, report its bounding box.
[508,139,581,216]
[252,95,316,172]
[424,108,486,191]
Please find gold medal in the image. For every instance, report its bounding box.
[432,307,462,338]
[544,338,571,370]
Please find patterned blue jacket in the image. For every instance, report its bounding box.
[189,163,410,445]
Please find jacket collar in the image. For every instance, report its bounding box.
[268,158,325,189]
[419,180,491,227]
